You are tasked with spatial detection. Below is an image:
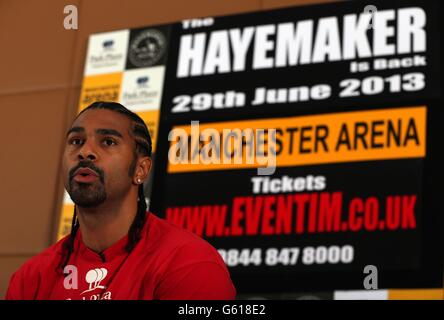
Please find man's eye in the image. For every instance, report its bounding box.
[70,138,83,145]
[103,138,117,146]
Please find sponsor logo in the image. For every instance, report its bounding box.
[102,39,114,50]
[120,67,165,111]
[128,29,166,67]
[81,268,108,295]
[84,30,129,75]
[137,76,149,87]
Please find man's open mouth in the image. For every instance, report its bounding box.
[73,167,99,183]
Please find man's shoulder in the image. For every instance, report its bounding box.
[145,212,224,262]
[12,236,68,279]
[147,213,214,247]
[143,213,236,299]
[6,237,68,299]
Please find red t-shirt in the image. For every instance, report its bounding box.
[5,212,236,300]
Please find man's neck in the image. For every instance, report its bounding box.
[76,194,138,253]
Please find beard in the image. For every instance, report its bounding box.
[66,153,138,208]
[68,181,107,207]
[67,161,107,208]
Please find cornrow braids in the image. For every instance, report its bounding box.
[126,184,148,252]
[59,101,152,273]
[58,206,79,274]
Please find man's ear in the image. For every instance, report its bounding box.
[134,156,152,185]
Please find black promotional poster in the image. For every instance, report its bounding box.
[142,0,442,293]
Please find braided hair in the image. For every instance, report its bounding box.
[59,101,152,273]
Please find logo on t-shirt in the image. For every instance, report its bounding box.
[81,268,108,295]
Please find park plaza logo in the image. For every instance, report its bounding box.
[64,266,112,300]
[119,67,165,111]
[137,76,149,88]
[102,39,114,50]
[81,268,108,294]
[121,72,158,105]
[87,39,125,67]
[84,30,129,76]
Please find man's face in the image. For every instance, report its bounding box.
[62,109,137,208]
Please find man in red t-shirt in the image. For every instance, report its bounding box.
[6,101,236,300]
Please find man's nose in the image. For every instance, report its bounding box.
[77,140,98,161]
